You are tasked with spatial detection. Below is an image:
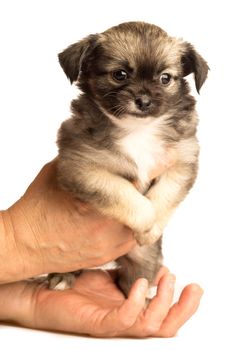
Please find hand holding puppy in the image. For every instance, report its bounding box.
[0,267,203,338]
[0,159,203,338]
[0,155,174,284]
[0,161,134,283]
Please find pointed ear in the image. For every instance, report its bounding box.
[181,43,209,93]
[58,34,99,83]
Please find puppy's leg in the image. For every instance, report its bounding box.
[48,272,78,290]
[116,238,163,298]
[58,166,157,241]
[145,162,198,244]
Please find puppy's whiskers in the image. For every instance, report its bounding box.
[110,104,127,117]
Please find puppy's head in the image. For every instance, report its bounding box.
[59,22,208,118]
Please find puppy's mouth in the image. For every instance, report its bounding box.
[125,99,156,118]
[128,110,152,118]
[104,99,155,119]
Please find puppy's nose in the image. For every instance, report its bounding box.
[135,95,152,111]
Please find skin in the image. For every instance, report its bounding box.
[0,267,203,337]
[0,161,136,283]
[0,157,203,337]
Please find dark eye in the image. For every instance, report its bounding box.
[160,73,172,85]
[112,70,128,82]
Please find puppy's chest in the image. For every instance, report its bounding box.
[116,118,167,188]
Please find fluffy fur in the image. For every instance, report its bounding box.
[49,22,208,296]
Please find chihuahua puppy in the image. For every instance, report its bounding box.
[49,22,208,296]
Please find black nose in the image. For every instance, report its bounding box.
[135,95,152,111]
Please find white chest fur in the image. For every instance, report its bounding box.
[115,116,167,189]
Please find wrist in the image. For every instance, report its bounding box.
[0,206,43,283]
[0,279,38,324]
[0,209,23,283]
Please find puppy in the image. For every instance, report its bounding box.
[49,22,208,296]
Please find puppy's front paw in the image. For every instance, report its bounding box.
[135,223,162,246]
[130,200,156,234]
[48,272,76,291]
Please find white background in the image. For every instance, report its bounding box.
[0,0,234,349]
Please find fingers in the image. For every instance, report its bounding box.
[156,283,203,337]
[142,273,176,334]
[123,272,175,337]
[118,278,148,325]
[105,267,174,337]
[154,266,170,285]
[118,272,203,338]
[99,278,148,336]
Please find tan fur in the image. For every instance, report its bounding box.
[48,21,208,297]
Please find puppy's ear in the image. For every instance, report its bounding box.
[58,34,99,83]
[181,43,209,93]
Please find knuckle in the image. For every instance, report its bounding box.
[118,307,140,330]
[160,328,177,338]
[141,322,161,336]
[119,315,135,329]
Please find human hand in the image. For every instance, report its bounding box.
[0,151,176,284]
[0,160,136,283]
[0,267,203,337]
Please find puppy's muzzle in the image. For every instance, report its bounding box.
[135,95,152,112]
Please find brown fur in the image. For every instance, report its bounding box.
[48,22,208,297]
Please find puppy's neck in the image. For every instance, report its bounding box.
[95,102,172,133]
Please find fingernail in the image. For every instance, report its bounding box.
[191,284,204,297]
[140,278,149,290]
[168,275,176,289]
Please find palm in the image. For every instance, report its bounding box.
[34,270,137,336]
[14,268,202,338]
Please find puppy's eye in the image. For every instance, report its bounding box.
[160,73,172,85]
[112,70,128,82]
